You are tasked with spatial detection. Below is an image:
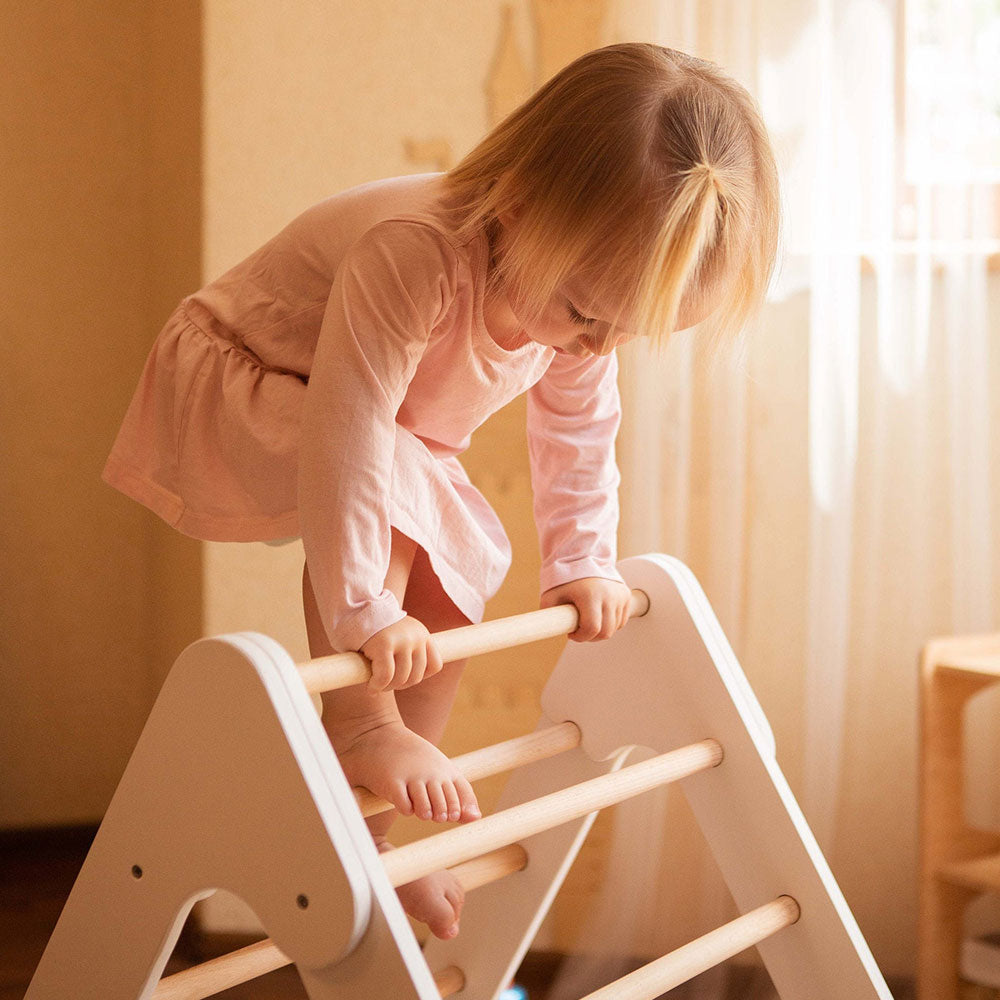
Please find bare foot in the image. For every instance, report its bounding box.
[377,841,465,939]
[334,718,481,823]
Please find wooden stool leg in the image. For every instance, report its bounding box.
[919,646,1000,1000]
[918,881,975,1000]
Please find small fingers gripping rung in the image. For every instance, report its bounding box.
[382,739,724,889]
[152,845,529,1000]
[298,589,651,693]
[355,721,582,817]
[578,896,801,1000]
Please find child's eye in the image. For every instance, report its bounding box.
[567,303,596,326]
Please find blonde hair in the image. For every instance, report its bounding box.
[441,42,780,350]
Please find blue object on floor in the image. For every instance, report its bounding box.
[500,987,528,1000]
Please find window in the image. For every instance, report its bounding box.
[904,0,1000,184]
[897,0,1000,251]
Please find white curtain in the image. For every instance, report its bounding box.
[548,1,999,994]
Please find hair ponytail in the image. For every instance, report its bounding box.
[636,163,727,345]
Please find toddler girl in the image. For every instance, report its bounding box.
[103,42,779,940]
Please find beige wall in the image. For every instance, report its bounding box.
[1,3,202,828]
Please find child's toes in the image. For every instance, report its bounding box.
[426,780,449,822]
[430,917,460,940]
[407,780,433,820]
[455,775,481,821]
[426,893,462,939]
[434,882,464,939]
[389,780,414,817]
[444,880,465,915]
[395,870,465,940]
[443,781,462,822]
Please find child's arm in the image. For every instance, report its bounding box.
[526,350,632,640]
[298,220,458,670]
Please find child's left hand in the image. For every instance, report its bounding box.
[539,577,633,642]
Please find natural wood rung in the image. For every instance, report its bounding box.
[937,851,1000,893]
[447,841,528,891]
[151,844,527,1000]
[579,896,801,1000]
[298,589,650,693]
[938,656,1000,680]
[382,739,723,889]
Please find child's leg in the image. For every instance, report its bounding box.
[393,543,470,749]
[389,547,476,939]
[302,528,476,938]
[302,532,477,828]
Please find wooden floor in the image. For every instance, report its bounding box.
[2,825,910,1000]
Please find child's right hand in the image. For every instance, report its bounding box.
[360,615,444,692]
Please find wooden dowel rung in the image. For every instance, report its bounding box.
[151,938,286,1000]
[434,965,466,997]
[444,841,528,891]
[382,739,723,889]
[298,589,651,693]
[151,845,527,1000]
[578,896,801,1000]
[355,721,582,817]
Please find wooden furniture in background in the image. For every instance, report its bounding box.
[919,634,1000,1000]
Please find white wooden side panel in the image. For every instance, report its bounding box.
[537,554,892,1000]
[25,634,440,1000]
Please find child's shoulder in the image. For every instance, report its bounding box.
[339,217,480,331]
[352,213,465,261]
[282,172,482,289]
[296,172,476,254]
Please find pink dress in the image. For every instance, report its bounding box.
[103,173,624,651]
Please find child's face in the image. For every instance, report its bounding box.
[489,214,632,358]
[490,215,720,357]
[506,274,714,359]
[509,275,635,358]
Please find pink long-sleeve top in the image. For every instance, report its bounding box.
[103,173,624,651]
